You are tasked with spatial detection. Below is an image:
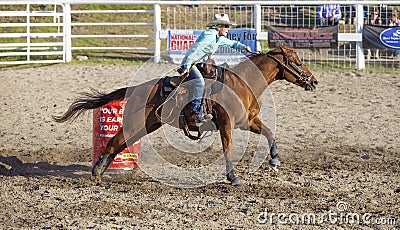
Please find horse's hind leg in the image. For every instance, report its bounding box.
[249,116,280,171]
[92,121,161,182]
[92,128,147,181]
[91,128,132,181]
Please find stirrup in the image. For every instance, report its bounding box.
[195,120,203,127]
[195,113,213,127]
[203,113,213,121]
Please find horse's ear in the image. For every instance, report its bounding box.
[279,43,287,52]
[280,43,292,55]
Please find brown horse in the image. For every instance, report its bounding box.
[53,44,318,186]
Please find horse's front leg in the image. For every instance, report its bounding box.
[249,116,280,171]
[219,122,240,186]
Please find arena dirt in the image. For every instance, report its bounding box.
[0,64,399,229]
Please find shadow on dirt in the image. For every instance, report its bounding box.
[0,156,90,178]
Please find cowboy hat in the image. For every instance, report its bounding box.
[206,13,237,28]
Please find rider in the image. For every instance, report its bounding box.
[179,13,252,127]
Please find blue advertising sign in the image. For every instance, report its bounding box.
[167,29,257,65]
[216,29,257,55]
[380,27,400,49]
[363,25,400,49]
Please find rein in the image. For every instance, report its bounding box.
[155,68,203,141]
[155,72,188,122]
[266,52,311,82]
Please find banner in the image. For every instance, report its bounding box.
[168,29,257,65]
[363,25,400,49]
[267,26,338,49]
[168,30,201,55]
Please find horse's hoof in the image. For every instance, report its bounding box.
[230,178,241,186]
[91,175,102,184]
[269,159,280,172]
[270,164,279,172]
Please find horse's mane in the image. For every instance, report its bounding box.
[228,45,293,80]
[247,46,286,59]
[246,52,265,59]
[229,45,293,75]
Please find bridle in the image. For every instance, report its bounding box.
[266,51,313,83]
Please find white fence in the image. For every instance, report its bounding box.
[0,3,65,64]
[1,1,399,70]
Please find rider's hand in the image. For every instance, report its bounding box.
[244,45,252,53]
[180,68,189,77]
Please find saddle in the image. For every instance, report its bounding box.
[160,62,228,140]
[162,62,226,97]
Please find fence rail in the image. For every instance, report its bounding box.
[0,1,399,71]
[69,8,154,52]
[0,2,65,64]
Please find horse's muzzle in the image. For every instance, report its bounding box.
[305,80,318,91]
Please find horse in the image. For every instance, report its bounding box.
[53,44,318,186]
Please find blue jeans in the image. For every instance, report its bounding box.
[187,65,204,114]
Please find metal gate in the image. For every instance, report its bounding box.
[0,2,65,65]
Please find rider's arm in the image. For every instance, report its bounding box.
[179,68,189,77]
[181,31,212,71]
[218,36,251,52]
[180,48,200,76]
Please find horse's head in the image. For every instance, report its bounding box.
[268,44,318,91]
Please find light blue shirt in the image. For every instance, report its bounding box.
[181,29,246,69]
[318,4,342,19]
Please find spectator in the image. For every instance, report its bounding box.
[388,10,400,58]
[379,4,389,25]
[365,8,382,60]
[388,10,400,26]
[318,3,342,26]
[345,5,368,25]
[344,5,356,25]
[365,7,383,25]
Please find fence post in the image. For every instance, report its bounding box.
[26,4,31,62]
[355,4,365,70]
[154,4,161,63]
[254,4,262,52]
[64,3,72,62]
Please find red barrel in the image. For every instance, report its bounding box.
[93,99,140,170]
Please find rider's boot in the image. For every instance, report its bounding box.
[204,113,213,120]
[194,112,213,127]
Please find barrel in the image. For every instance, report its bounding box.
[92,99,140,170]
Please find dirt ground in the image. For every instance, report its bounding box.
[0,63,399,229]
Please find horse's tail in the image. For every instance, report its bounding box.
[53,87,129,123]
